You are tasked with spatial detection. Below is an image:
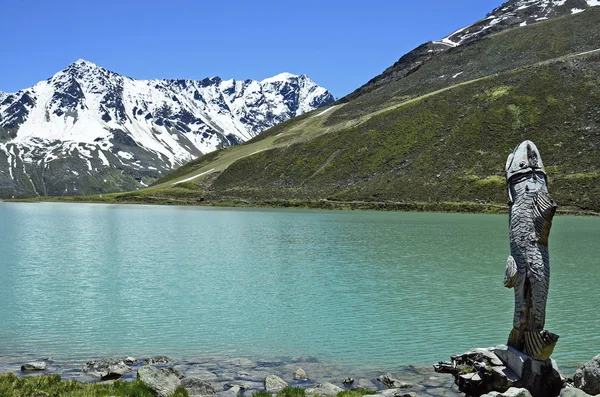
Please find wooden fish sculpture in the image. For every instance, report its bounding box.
[504,140,559,360]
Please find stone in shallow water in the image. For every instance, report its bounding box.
[573,354,600,395]
[21,361,47,372]
[378,389,419,397]
[174,366,220,381]
[82,358,132,380]
[353,378,378,391]
[144,356,171,365]
[182,376,217,397]
[218,385,242,397]
[226,358,255,368]
[294,368,308,380]
[265,374,289,393]
[305,382,344,397]
[378,373,413,389]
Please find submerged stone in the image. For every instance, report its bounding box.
[305,382,343,397]
[21,361,47,372]
[182,376,217,397]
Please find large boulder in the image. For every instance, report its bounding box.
[305,382,344,397]
[573,355,600,395]
[137,365,182,397]
[560,387,595,397]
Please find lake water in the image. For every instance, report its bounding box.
[0,202,598,372]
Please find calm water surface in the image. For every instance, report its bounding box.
[0,202,598,370]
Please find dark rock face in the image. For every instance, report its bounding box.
[1,93,36,130]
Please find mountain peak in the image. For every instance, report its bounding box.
[261,72,299,84]
[72,58,97,67]
[65,59,103,72]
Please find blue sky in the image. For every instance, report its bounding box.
[1,0,501,98]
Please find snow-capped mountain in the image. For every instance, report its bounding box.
[0,60,334,197]
[347,0,600,101]
[436,0,600,47]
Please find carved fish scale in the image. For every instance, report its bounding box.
[504,141,558,360]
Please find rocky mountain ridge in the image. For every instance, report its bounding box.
[0,60,333,197]
[345,0,600,102]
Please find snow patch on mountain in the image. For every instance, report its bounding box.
[435,0,600,47]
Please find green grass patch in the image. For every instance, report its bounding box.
[276,386,307,397]
[0,373,156,397]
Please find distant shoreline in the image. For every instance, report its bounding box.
[4,196,599,217]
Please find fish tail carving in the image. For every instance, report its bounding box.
[524,330,559,360]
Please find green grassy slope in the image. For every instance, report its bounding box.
[34,9,600,214]
[329,8,600,124]
[208,57,600,212]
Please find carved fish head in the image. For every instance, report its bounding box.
[505,140,546,182]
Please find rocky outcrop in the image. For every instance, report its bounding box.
[435,345,563,397]
[573,354,600,395]
[137,365,182,397]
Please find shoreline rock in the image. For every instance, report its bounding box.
[0,353,462,396]
[573,354,600,395]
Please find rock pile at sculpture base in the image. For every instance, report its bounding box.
[434,345,564,397]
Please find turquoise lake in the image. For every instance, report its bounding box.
[0,202,598,371]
